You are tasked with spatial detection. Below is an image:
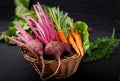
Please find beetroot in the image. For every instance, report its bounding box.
[44,41,72,80]
[26,40,45,79]
[44,41,62,80]
[62,42,73,57]
[26,40,44,56]
[45,41,64,59]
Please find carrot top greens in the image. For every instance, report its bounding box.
[82,29,120,63]
[45,6,70,37]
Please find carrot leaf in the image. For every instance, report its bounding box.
[46,6,69,37]
[82,29,120,63]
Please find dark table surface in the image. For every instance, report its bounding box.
[0,0,120,81]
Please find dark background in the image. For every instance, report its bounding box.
[1,0,120,33]
[0,0,120,81]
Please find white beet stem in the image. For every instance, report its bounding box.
[44,57,61,80]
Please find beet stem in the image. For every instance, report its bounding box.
[7,36,22,45]
[40,15,51,42]
[22,14,48,44]
[34,4,52,42]
[37,2,55,41]
[16,33,28,43]
[29,17,46,39]
[16,24,30,41]
[33,4,50,41]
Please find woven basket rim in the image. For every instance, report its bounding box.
[20,44,82,63]
[44,53,82,63]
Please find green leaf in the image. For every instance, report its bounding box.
[5,27,17,36]
[14,0,30,8]
[0,27,17,45]
[15,5,29,18]
[82,29,120,63]
[46,6,69,37]
[73,21,90,52]
[14,0,36,18]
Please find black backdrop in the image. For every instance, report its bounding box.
[0,0,120,81]
[0,0,120,32]
[1,0,120,19]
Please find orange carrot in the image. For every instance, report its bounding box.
[57,30,68,44]
[71,30,84,56]
[68,31,80,55]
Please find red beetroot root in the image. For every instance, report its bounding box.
[26,40,44,56]
[27,40,45,80]
[44,41,71,80]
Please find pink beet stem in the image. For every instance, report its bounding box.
[7,36,22,45]
[29,17,46,39]
[16,24,31,41]
[39,15,51,42]
[49,15,59,41]
[33,4,51,42]
[16,33,28,43]
[44,13,55,40]
[37,2,55,41]
[22,14,48,44]
[54,31,60,41]
[25,31,33,40]
[33,5,44,27]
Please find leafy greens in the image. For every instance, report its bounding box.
[0,0,36,44]
[82,29,120,63]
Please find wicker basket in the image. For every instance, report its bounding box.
[20,44,83,80]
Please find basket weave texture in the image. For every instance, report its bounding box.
[20,44,82,79]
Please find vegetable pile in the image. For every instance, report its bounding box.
[1,0,89,80]
[0,0,120,80]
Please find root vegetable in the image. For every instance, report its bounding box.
[44,41,64,80]
[26,40,44,56]
[71,30,84,56]
[68,31,80,55]
[26,40,45,79]
[57,30,68,44]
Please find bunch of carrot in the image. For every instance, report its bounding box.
[68,29,84,56]
[46,7,85,56]
[67,20,85,56]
